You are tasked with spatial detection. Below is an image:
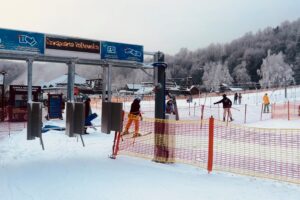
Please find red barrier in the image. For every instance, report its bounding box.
[207,117,214,173]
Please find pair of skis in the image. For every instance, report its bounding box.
[121,131,152,140]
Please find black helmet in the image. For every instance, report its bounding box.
[222,94,226,97]
[134,97,141,103]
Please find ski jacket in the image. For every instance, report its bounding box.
[214,97,232,108]
[166,102,175,114]
[130,99,141,116]
[234,93,238,100]
[263,95,270,105]
[84,99,92,118]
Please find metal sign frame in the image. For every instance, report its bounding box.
[0,28,165,150]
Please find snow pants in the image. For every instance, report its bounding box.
[223,108,232,120]
[263,103,270,113]
[125,114,140,134]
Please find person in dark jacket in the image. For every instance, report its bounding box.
[234,93,238,104]
[84,98,92,134]
[123,98,142,137]
[238,93,242,105]
[214,94,233,122]
[166,99,175,114]
[84,98,92,119]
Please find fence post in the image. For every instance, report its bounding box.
[244,104,247,124]
[260,103,263,121]
[207,116,214,173]
[288,101,290,121]
[272,103,275,119]
[217,104,220,120]
[200,105,204,129]
[111,131,121,159]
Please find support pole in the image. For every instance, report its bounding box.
[67,61,76,102]
[0,71,6,121]
[66,60,76,137]
[153,52,168,163]
[107,64,112,102]
[153,52,166,119]
[102,66,107,102]
[27,58,34,103]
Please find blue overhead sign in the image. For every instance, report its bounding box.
[0,28,44,54]
[101,41,143,63]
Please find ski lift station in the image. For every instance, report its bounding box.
[0,27,167,150]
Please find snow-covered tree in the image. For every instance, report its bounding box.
[202,62,233,91]
[257,50,294,88]
[232,61,251,85]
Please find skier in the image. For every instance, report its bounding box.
[166,99,176,115]
[263,93,270,113]
[234,93,238,104]
[123,97,143,137]
[214,94,233,122]
[238,93,242,105]
[84,98,92,134]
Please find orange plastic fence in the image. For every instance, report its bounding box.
[272,101,300,120]
[117,116,300,184]
[0,122,27,138]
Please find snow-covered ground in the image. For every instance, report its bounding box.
[0,87,300,200]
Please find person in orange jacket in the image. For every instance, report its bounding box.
[263,93,270,113]
[123,97,142,137]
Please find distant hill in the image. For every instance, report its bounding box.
[166,18,300,86]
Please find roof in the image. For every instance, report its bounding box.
[42,74,87,88]
[126,84,143,90]
[135,87,153,95]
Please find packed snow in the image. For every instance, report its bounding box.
[0,87,300,200]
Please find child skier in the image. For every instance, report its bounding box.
[123,97,143,137]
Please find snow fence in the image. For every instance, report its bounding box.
[116,116,300,185]
[272,101,300,120]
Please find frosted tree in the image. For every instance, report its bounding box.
[257,50,294,88]
[232,61,251,85]
[202,62,233,91]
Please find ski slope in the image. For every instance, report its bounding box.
[0,87,300,200]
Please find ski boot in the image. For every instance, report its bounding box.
[133,133,142,137]
[122,130,129,136]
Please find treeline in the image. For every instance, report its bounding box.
[1,19,300,90]
[165,18,300,88]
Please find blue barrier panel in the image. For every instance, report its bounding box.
[48,94,63,119]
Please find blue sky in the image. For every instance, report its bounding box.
[0,0,299,54]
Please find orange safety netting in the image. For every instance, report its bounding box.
[116,116,300,184]
[0,122,27,138]
[272,101,300,120]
